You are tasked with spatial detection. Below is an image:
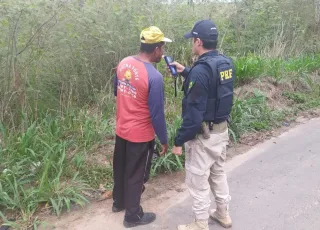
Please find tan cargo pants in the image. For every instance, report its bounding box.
[184,121,231,220]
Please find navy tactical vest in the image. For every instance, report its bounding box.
[193,54,235,123]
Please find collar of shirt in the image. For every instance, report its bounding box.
[198,50,219,60]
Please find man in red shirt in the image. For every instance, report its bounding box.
[112,26,170,228]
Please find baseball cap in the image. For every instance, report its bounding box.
[140,26,172,44]
[184,19,218,41]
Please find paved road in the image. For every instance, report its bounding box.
[138,118,320,230]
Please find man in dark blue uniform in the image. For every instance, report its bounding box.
[171,19,235,230]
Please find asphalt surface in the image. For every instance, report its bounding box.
[137,118,320,230]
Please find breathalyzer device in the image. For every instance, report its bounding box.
[163,55,178,76]
[163,55,178,97]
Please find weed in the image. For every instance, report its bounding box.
[283,92,307,103]
[230,90,284,137]
[1,0,320,227]
[233,55,264,86]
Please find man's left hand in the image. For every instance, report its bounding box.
[172,146,183,156]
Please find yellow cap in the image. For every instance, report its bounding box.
[140,26,172,44]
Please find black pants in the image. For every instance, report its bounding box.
[112,135,154,222]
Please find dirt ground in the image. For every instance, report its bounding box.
[38,171,188,230]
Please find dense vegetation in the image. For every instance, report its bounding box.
[1,0,320,228]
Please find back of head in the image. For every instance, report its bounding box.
[200,39,218,50]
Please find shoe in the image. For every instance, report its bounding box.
[123,212,156,228]
[177,220,209,230]
[112,205,124,213]
[210,204,232,228]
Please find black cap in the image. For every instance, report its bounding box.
[184,19,218,41]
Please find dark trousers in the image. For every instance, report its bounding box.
[112,135,154,222]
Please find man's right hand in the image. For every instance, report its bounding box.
[170,61,185,74]
[159,144,169,156]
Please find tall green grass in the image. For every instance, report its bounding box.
[1,0,320,228]
[229,91,287,139]
[0,111,114,227]
[2,52,320,228]
[233,54,320,86]
[1,0,319,129]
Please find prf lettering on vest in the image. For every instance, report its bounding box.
[220,69,233,81]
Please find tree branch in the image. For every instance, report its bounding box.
[16,8,61,56]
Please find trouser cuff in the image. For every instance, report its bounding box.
[124,206,144,222]
[194,212,209,221]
